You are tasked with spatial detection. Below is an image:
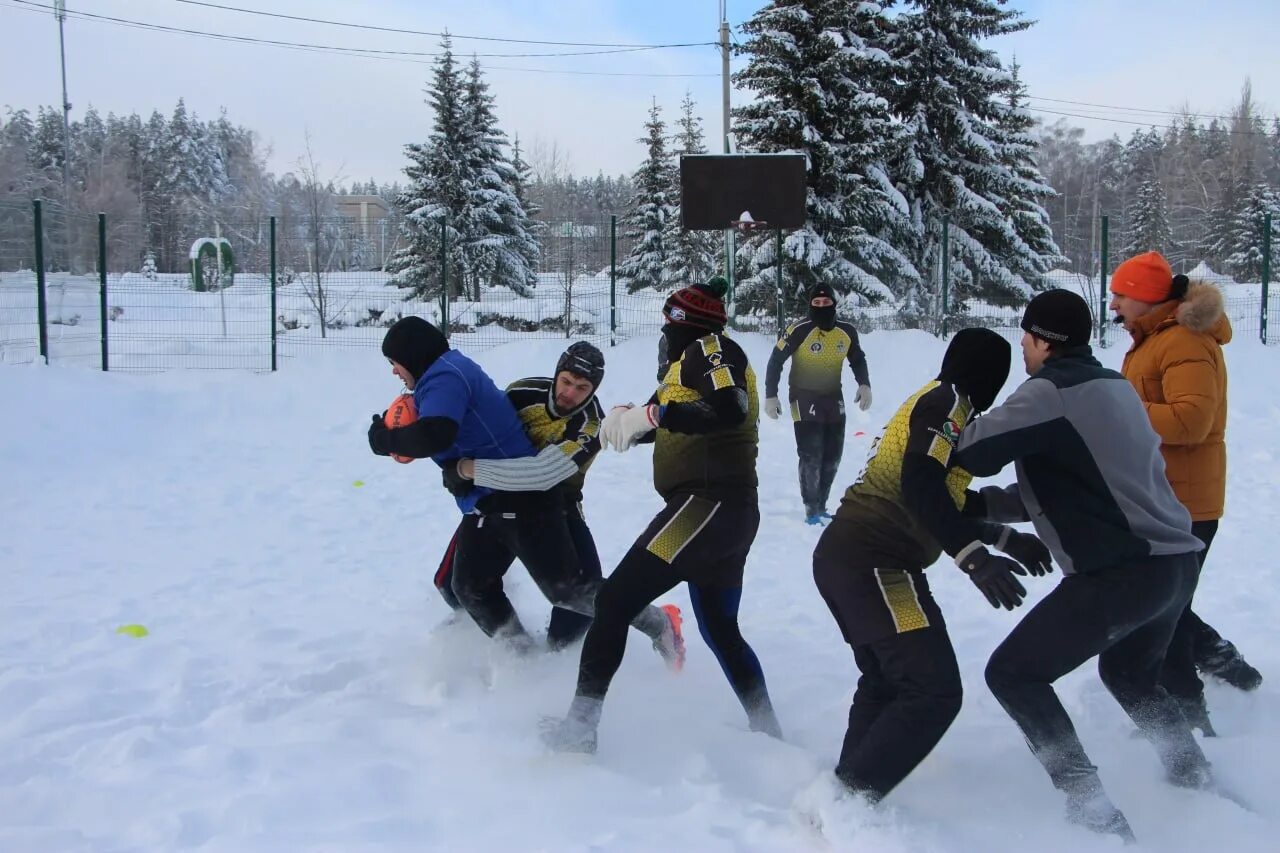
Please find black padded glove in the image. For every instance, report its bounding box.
[956,543,1027,610]
[996,527,1054,576]
[441,458,474,497]
[368,414,391,456]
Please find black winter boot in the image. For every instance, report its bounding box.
[1176,694,1217,738]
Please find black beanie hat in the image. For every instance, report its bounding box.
[555,341,605,389]
[807,282,836,303]
[1021,289,1093,349]
[381,316,449,383]
[938,327,1012,412]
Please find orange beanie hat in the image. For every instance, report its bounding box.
[1110,251,1174,303]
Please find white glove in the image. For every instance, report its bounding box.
[764,397,782,420]
[854,385,872,411]
[600,403,660,452]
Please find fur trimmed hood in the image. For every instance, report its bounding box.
[1175,281,1231,342]
[1130,280,1232,347]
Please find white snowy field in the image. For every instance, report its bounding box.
[1,330,1277,852]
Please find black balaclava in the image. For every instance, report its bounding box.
[661,322,709,365]
[937,327,1012,412]
[381,316,449,383]
[808,282,837,331]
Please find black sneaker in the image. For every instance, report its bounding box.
[1065,786,1136,843]
[1197,639,1263,691]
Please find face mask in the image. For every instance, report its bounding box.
[661,323,706,362]
[809,304,836,330]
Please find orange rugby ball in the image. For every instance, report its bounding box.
[384,394,417,464]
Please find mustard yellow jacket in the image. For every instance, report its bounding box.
[1121,282,1231,520]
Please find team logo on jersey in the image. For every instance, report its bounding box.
[708,351,723,366]
[942,420,961,444]
[808,341,824,354]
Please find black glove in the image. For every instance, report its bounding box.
[441,458,474,497]
[997,528,1054,576]
[368,413,391,456]
[956,543,1027,610]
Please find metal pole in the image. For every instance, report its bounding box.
[439,218,449,337]
[775,228,784,333]
[720,3,734,294]
[34,200,49,364]
[1262,212,1271,345]
[55,0,72,272]
[940,215,950,337]
[269,216,278,371]
[1099,215,1110,347]
[98,212,107,371]
[609,214,617,347]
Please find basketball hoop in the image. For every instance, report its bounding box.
[730,210,768,233]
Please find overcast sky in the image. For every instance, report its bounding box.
[2,0,1278,185]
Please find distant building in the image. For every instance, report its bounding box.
[334,195,393,270]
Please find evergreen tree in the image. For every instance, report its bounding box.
[1122,129,1171,256]
[460,57,537,297]
[734,0,913,308]
[511,134,539,220]
[387,35,471,300]
[661,91,719,286]
[990,60,1062,284]
[891,0,1053,310]
[1223,183,1280,280]
[620,100,675,292]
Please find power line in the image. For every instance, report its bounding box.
[1026,105,1278,138]
[6,0,714,58]
[168,0,706,49]
[1025,95,1251,123]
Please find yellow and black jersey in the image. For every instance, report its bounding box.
[764,319,869,422]
[504,377,604,496]
[652,333,759,501]
[835,381,976,568]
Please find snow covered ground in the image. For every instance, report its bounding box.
[1,329,1277,851]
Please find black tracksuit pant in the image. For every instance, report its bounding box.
[1160,520,1217,699]
[794,418,845,517]
[813,520,962,802]
[575,494,779,734]
[449,504,602,641]
[985,552,1208,792]
[434,505,597,647]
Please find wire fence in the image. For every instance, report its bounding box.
[0,200,1274,372]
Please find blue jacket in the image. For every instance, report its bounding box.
[412,350,536,513]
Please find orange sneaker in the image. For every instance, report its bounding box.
[654,604,686,672]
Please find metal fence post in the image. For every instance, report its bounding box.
[270,216,278,371]
[98,212,108,371]
[1099,215,1110,347]
[33,200,49,365]
[1261,212,1271,345]
[775,229,784,334]
[940,215,950,337]
[439,218,449,337]
[609,214,617,346]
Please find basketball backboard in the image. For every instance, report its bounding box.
[679,154,807,231]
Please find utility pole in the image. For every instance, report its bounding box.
[719,1,731,154]
[55,0,72,271]
[719,1,734,298]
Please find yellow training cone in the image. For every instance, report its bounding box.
[116,624,149,638]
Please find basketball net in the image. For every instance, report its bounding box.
[730,210,768,234]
